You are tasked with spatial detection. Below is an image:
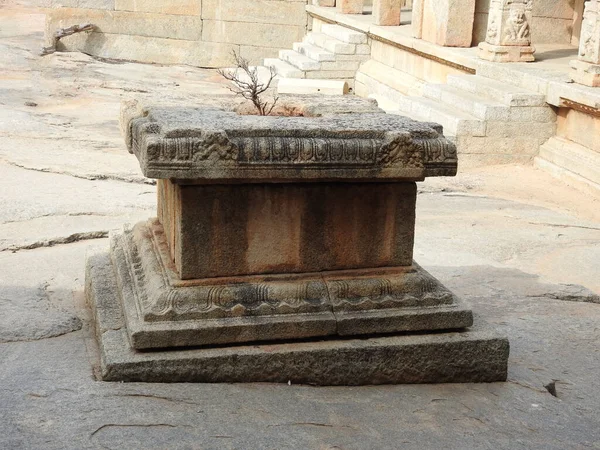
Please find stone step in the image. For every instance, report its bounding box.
[535,137,600,192]
[321,24,367,44]
[357,59,423,96]
[446,74,547,107]
[293,42,335,62]
[401,95,486,138]
[422,83,511,121]
[304,32,356,55]
[264,58,305,79]
[356,69,484,138]
[278,49,321,71]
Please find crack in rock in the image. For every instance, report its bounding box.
[527,284,600,304]
[1,159,154,185]
[3,230,109,252]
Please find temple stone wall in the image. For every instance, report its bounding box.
[45,0,309,67]
[472,0,581,46]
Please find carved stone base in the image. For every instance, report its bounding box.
[478,42,535,63]
[86,250,509,384]
[570,59,600,87]
[106,220,474,350]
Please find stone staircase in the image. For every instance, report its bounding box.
[535,137,600,194]
[264,24,370,90]
[355,66,558,167]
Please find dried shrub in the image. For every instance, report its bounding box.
[218,51,278,116]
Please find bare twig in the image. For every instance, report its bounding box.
[41,23,95,56]
[218,51,278,115]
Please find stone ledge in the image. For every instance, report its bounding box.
[46,7,203,42]
[87,250,509,384]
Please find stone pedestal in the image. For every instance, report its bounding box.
[373,0,401,26]
[478,0,535,63]
[570,0,600,87]
[86,96,509,384]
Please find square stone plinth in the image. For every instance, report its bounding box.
[87,249,509,384]
[478,42,535,63]
[158,180,417,279]
[101,221,474,350]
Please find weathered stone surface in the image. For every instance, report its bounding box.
[420,0,476,47]
[115,0,202,15]
[373,0,401,26]
[202,0,306,26]
[277,78,349,95]
[159,181,417,278]
[337,0,364,14]
[202,20,305,48]
[121,97,458,182]
[45,7,203,42]
[0,284,82,343]
[87,250,507,383]
[103,221,473,348]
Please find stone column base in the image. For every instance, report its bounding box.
[478,42,535,63]
[85,225,509,384]
[570,59,600,87]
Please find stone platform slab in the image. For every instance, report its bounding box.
[87,250,509,384]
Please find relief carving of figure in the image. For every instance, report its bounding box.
[505,8,530,42]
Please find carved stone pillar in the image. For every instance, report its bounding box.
[570,0,600,87]
[478,0,535,62]
[373,0,402,26]
[337,0,364,14]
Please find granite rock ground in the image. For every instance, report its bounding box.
[1,1,599,449]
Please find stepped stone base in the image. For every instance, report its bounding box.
[478,42,535,63]
[570,60,600,87]
[87,250,509,384]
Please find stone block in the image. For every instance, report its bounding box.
[337,0,364,14]
[319,59,362,70]
[202,20,304,47]
[570,59,600,87]
[305,69,358,78]
[239,45,280,65]
[158,180,417,279]
[79,0,114,10]
[421,0,476,47]
[356,43,371,54]
[57,32,236,67]
[373,0,401,26]
[277,78,349,95]
[321,24,367,44]
[46,8,202,41]
[313,0,336,6]
[484,121,556,138]
[115,0,201,15]
[86,250,509,384]
[201,0,306,26]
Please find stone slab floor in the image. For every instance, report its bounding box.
[1,1,600,449]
